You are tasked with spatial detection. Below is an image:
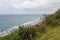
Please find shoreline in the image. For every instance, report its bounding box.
[0,18,42,37]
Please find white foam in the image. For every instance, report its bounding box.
[0,18,42,37]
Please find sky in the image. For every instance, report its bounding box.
[0,0,60,15]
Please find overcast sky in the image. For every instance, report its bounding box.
[0,0,60,15]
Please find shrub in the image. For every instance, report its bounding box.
[18,26,37,40]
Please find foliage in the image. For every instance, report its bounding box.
[18,26,37,40]
[45,9,60,27]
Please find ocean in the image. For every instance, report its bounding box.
[0,15,43,32]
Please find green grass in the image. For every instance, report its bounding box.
[38,26,60,40]
[0,33,19,40]
[47,26,60,40]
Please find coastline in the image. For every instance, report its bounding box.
[0,18,42,37]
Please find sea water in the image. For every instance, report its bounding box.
[0,14,43,32]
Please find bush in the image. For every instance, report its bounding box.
[18,26,37,40]
[44,9,60,27]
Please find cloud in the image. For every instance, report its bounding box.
[11,0,49,9]
[0,0,60,9]
[0,0,46,9]
[0,0,60,14]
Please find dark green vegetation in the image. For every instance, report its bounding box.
[0,9,60,40]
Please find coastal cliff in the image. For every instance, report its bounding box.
[0,9,60,40]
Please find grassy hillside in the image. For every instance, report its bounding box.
[0,9,60,40]
[35,9,60,40]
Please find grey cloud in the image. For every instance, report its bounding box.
[0,0,60,14]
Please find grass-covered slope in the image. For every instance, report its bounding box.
[36,9,60,40]
[0,9,60,40]
[45,9,60,27]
